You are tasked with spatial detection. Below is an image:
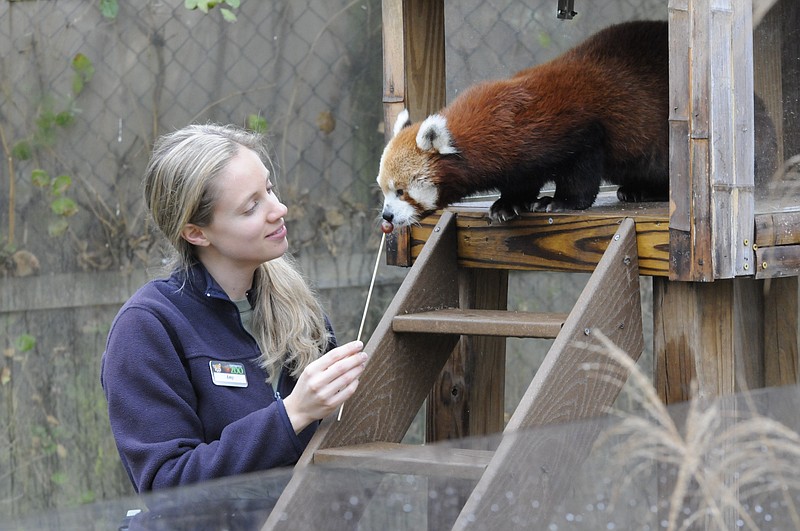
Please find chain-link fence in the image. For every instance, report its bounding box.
[1,0,664,518]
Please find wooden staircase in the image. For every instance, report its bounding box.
[262,211,645,530]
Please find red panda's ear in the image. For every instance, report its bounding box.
[392,109,412,138]
[416,114,458,155]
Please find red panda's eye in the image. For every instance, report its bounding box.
[397,189,404,197]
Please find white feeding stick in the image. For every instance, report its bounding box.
[337,231,385,421]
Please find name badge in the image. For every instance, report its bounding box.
[209,360,248,388]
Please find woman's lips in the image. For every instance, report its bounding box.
[266,224,287,239]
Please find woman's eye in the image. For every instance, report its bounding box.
[245,201,259,214]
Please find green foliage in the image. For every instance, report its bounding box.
[9,53,92,244]
[185,0,240,22]
[71,53,95,96]
[29,169,79,237]
[11,140,32,160]
[14,334,36,352]
[99,0,119,20]
[247,114,268,134]
[50,472,68,486]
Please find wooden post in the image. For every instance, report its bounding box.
[381,0,446,132]
[383,0,506,445]
[654,276,769,402]
[668,0,756,280]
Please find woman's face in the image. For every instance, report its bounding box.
[190,147,289,271]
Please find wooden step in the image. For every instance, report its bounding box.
[393,309,567,338]
[313,442,492,480]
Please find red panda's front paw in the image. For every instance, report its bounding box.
[488,200,524,224]
[533,196,571,212]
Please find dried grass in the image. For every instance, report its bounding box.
[580,331,800,531]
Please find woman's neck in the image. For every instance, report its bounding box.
[199,259,255,301]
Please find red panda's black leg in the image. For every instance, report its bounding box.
[616,185,668,203]
[535,144,604,211]
[489,186,544,223]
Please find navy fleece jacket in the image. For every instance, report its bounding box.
[100,264,335,492]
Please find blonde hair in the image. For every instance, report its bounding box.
[143,123,331,385]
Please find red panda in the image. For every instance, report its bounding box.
[378,20,670,226]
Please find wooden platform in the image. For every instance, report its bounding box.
[386,192,800,279]
[386,192,669,275]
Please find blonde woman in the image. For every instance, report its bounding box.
[101,124,367,495]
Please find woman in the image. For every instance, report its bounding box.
[101,123,367,495]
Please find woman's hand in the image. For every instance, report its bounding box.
[282,340,368,433]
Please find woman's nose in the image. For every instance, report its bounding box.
[270,199,288,220]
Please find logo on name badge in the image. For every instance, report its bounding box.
[209,360,248,388]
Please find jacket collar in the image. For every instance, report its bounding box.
[173,262,231,301]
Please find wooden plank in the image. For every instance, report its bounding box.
[676,0,715,281]
[689,138,715,281]
[264,212,462,531]
[716,0,756,277]
[401,0,446,121]
[755,211,800,247]
[669,0,691,236]
[668,0,693,280]
[313,442,491,480]
[709,1,736,278]
[0,269,148,312]
[764,276,799,386]
[384,225,412,267]
[756,244,800,278]
[382,0,405,123]
[390,197,670,276]
[393,309,566,338]
[454,218,644,529]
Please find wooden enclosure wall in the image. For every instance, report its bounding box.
[668,0,756,281]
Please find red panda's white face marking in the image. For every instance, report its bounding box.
[377,111,458,226]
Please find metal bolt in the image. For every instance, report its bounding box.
[762,262,768,270]
[434,227,440,232]
[548,217,553,224]
[753,244,758,251]
[744,239,749,246]
[743,263,749,270]
[614,234,620,241]
[583,328,591,336]
[623,256,631,265]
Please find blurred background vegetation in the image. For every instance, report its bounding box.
[0,0,661,518]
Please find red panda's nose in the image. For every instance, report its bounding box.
[382,210,394,223]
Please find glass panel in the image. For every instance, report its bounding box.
[754,0,800,212]
[7,385,800,530]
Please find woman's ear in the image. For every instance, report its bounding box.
[181,224,210,247]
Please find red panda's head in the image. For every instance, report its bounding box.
[377,109,458,227]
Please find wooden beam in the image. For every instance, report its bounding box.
[263,212,462,530]
[756,244,800,278]
[755,211,800,247]
[393,308,566,338]
[313,442,491,480]
[454,218,644,529]
[386,197,670,276]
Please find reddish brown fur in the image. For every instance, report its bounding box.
[381,21,671,222]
